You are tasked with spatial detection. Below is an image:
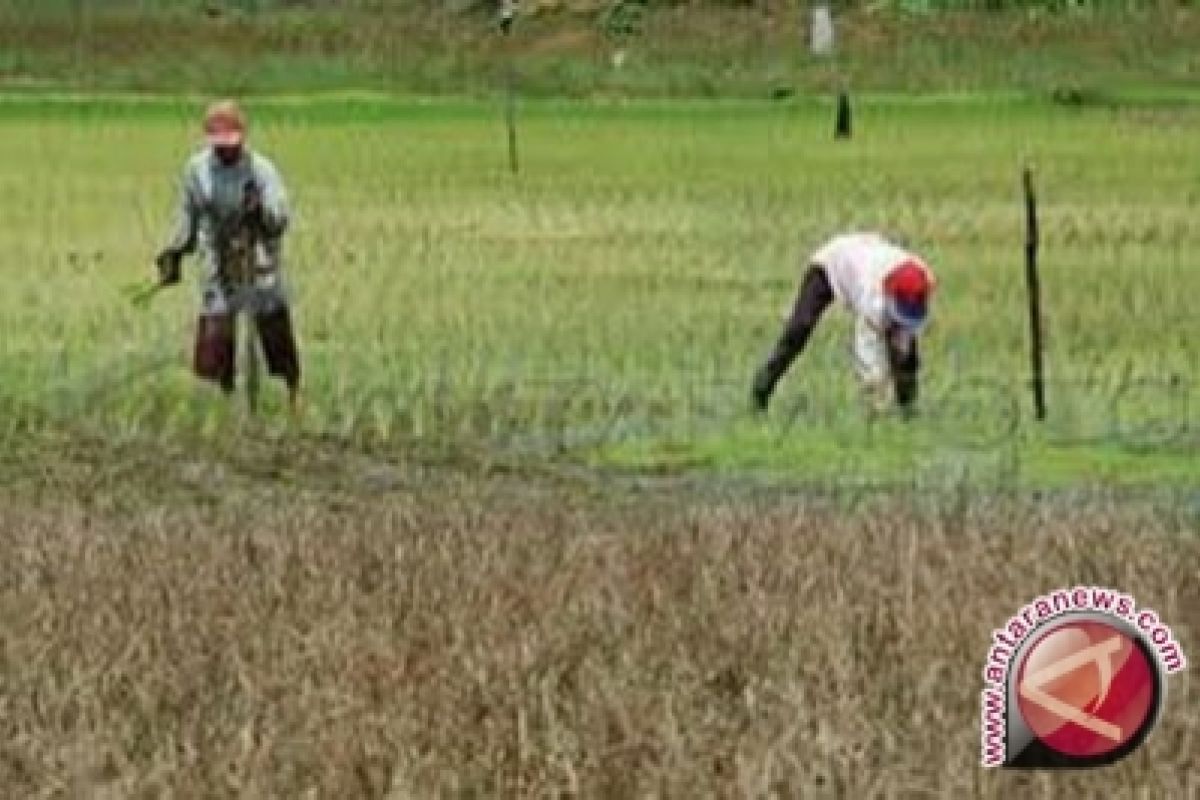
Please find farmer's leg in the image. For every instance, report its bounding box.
[256,305,301,400]
[752,265,834,409]
[194,313,236,393]
[888,332,920,413]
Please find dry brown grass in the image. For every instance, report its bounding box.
[1,467,1197,798]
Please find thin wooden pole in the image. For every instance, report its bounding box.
[1023,166,1046,421]
[500,2,519,176]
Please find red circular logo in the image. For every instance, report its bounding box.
[1016,619,1157,759]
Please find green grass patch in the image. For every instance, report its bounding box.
[0,5,1198,98]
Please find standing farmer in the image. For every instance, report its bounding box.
[155,99,301,410]
[751,232,936,415]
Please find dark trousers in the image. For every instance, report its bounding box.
[753,265,920,409]
[753,266,835,404]
[194,307,301,394]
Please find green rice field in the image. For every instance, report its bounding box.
[0,93,1196,490]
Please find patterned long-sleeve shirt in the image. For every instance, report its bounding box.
[164,146,291,315]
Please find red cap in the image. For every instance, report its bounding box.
[884,259,932,302]
[883,259,934,332]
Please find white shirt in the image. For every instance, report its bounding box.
[807,232,933,393]
[811,232,926,331]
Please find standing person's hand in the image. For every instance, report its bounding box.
[154,249,182,285]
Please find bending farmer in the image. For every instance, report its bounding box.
[752,232,936,414]
[155,99,301,408]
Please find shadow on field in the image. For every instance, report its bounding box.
[1,477,1196,797]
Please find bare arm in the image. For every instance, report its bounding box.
[887,332,920,414]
